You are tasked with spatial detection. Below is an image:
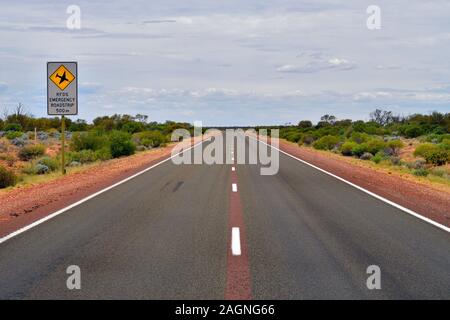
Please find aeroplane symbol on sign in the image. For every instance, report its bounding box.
[55,71,69,85]
[49,65,75,90]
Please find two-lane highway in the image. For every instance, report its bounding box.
[0,133,449,299]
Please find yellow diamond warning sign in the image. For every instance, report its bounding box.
[49,65,75,91]
[47,62,78,115]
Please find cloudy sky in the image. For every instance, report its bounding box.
[0,0,449,126]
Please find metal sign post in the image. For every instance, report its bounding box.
[47,62,78,175]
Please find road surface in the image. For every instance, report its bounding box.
[0,133,449,299]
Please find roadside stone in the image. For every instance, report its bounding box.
[360,152,374,160]
[69,161,81,167]
[35,164,49,174]
[11,137,26,147]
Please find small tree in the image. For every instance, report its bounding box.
[320,114,337,125]
[298,120,312,128]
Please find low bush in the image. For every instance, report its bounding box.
[424,149,449,166]
[0,165,16,188]
[351,143,368,157]
[365,139,386,155]
[6,131,23,140]
[406,159,427,170]
[349,132,370,144]
[133,131,168,148]
[413,168,429,177]
[440,139,450,151]
[94,147,112,161]
[18,144,46,161]
[285,132,302,143]
[413,143,439,157]
[404,125,424,138]
[340,141,357,156]
[71,131,106,152]
[389,156,401,166]
[109,131,135,158]
[313,135,340,150]
[386,140,404,155]
[372,151,385,164]
[4,123,22,132]
[37,157,59,171]
[68,150,97,164]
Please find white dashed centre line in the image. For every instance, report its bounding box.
[232,167,235,171]
[231,227,241,256]
[232,183,238,192]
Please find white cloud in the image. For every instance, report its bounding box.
[0,0,449,124]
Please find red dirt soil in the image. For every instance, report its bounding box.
[277,139,450,227]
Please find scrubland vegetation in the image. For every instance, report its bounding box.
[0,104,192,189]
[262,109,450,184]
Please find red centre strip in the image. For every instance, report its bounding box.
[225,163,252,300]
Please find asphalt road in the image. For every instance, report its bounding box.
[0,133,449,299]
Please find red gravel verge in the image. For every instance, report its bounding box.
[277,139,450,228]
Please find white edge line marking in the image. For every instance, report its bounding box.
[252,136,450,234]
[231,227,241,256]
[0,140,206,245]
[232,183,238,192]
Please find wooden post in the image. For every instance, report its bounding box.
[34,127,37,143]
[61,115,66,175]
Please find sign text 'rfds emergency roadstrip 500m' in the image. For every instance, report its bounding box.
[47,62,77,116]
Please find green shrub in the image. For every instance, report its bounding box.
[386,140,404,155]
[95,147,112,161]
[429,168,446,177]
[71,131,106,151]
[18,144,46,160]
[0,165,16,188]
[68,150,97,164]
[372,151,384,164]
[439,139,450,151]
[351,143,368,157]
[413,143,439,157]
[365,139,386,155]
[424,150,449,166]
[285,132,302,143]
[349,132,370,144]
[109,131,135,158]
[313,135,340,150]
[122,122,144,134]
[405,125,424,138]
[37,157,59,171]
[6,131,23,140]
[413,168,429,177]
[134,131,168,148]
[4,123,22,131]
[340,141,357,156]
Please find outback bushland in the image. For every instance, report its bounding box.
[0,105,193,189]
[261,109,450,183]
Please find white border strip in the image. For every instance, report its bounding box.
[0,141,205,245]
[254,136,450,233]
